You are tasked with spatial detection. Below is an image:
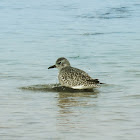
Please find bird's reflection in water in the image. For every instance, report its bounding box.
[20,84,99,130]
[58,90,98,104]
[21,83,99,113]
[56,89,99,131]
[20,84,99,109]
[57,90,99,114]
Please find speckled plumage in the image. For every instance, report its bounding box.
[48,57,100,89]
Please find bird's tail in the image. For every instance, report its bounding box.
[87,79,105,84]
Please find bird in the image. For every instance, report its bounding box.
[48,57,101,89]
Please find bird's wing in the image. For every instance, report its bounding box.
[60,67,99,86]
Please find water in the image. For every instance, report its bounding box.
[0,0,140,139]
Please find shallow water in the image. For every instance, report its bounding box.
[0,0,140,139]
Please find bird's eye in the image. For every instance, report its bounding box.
[58,62,61,64]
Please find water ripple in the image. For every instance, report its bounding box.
[77,6,131,20]
[20,84,99,93]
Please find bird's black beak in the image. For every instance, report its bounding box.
[48,65,56,69]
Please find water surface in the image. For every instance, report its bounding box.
[0,0,140,139]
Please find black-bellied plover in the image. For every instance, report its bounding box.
[48,57,101,89]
